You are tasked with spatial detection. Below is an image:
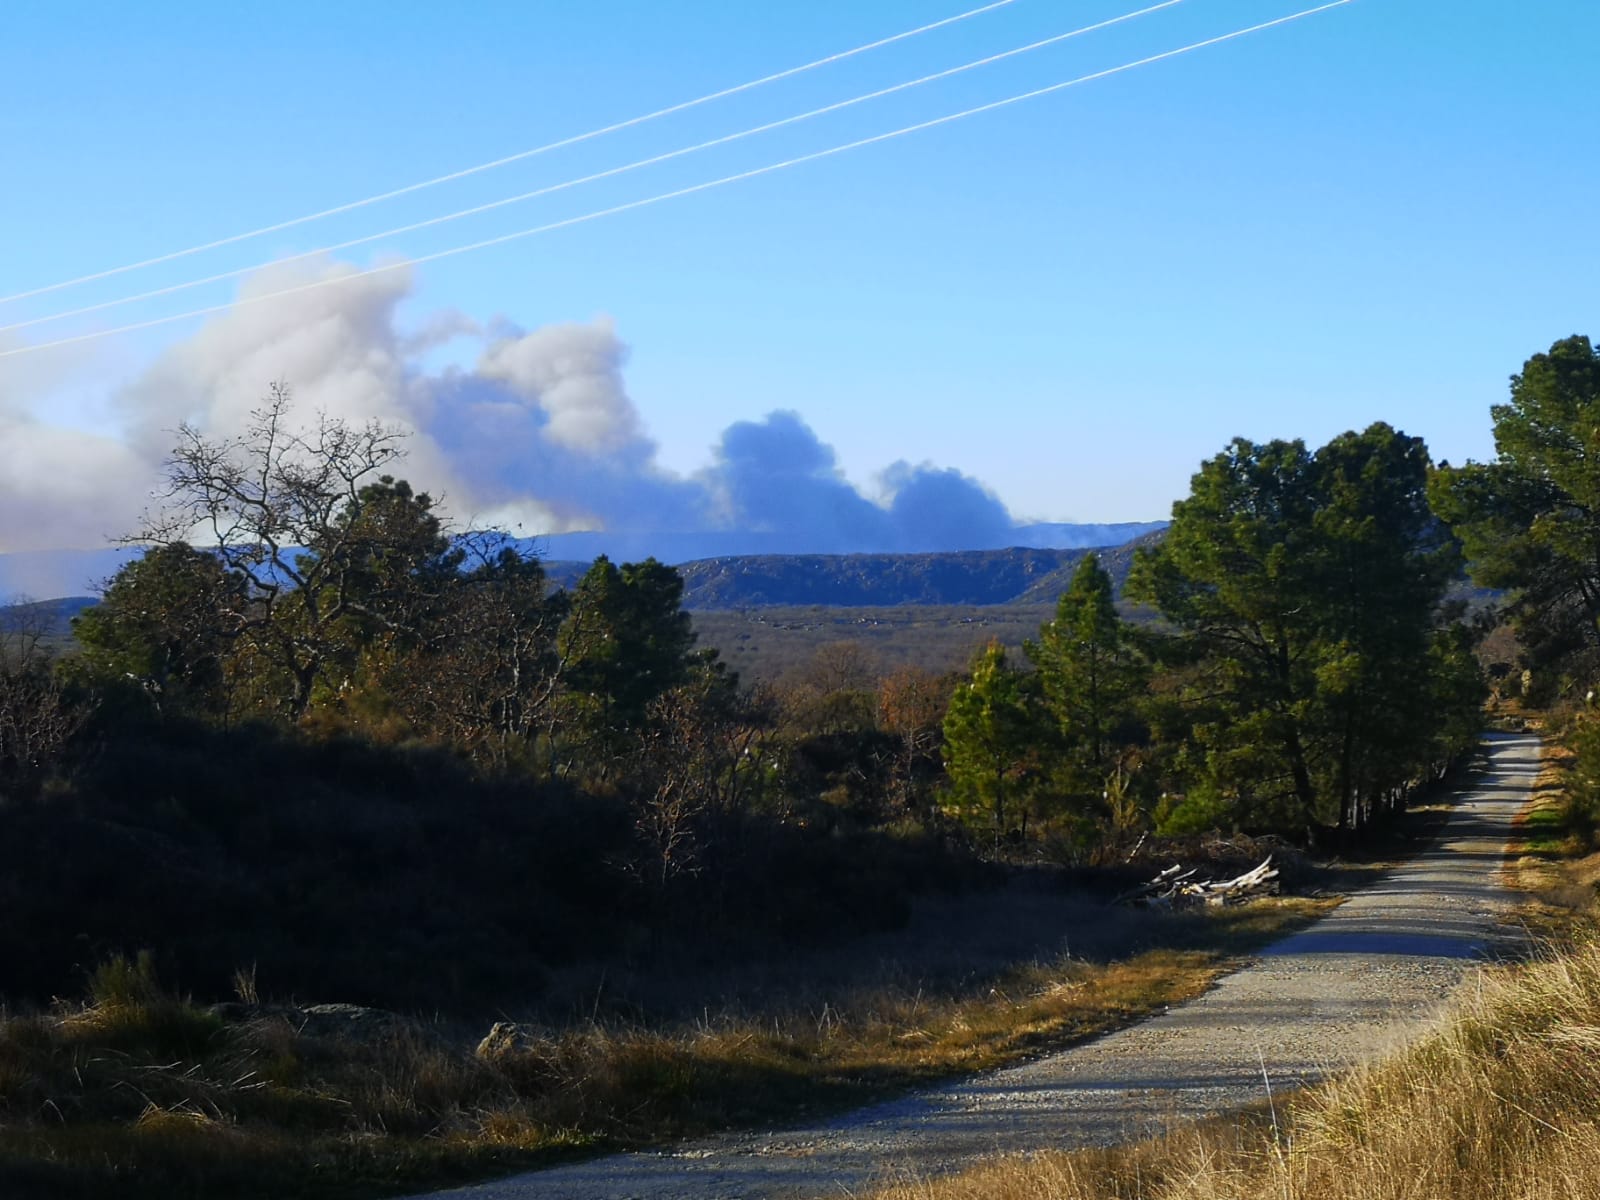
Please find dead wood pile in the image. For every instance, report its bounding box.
[1114,856,1280,907]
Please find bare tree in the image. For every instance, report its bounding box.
[0,598,88,801]
[136,384,448,719]
[629,672,777,886]
[781,641,882,735]
[384,536,567,768]
[877,665,953,813]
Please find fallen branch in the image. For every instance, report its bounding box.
[1115,856,1280,907]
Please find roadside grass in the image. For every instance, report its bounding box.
[0,897,1333,1199]
[866,928,1600,1200]
[1510,736,1600,936]
[866,731,1600,1200]
[867,930,1600,1200]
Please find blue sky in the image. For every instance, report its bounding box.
[2,0,1596,542]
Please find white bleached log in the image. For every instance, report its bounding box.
[1116,855,1280,907]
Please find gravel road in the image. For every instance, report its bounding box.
[414,732,1537,1200]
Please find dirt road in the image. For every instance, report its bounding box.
[414,732,1536,1200]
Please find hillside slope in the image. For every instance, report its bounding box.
[675,547,1081,609]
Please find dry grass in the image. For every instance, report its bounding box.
[0,899,1331,1199]
[1509,737,1600,933]
[869,930,1600,1200]
[867,727,1600,1200]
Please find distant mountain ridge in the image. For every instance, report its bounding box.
[673,547,1079,609]
[526,522,1166,566]
[0,523,1167,604]
[0,547,146,606]
[2,539,1152,644]
[665,531,1161,610]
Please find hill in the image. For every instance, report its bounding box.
[673,547,1085,609]
[0,525,1169,605]
[530,522,1167,565]
[668,530,1168,610]
[0,595,97,653]
[0,547,144,605]
[1014,527,1166,604]
[0,539,1157,654]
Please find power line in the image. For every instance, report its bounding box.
[0,0,1183,336]
[0,0,1020,308]
[0,0,1356,363]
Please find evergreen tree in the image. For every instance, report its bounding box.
[72,543,243,719]
[1310,424,1456,828]
[1025,553,1147,791]
[1131,424,1470,834]
[1128,436,1328,830]
[556,556,698,771]
[1429,334,1600,690]
[941,641,1041,844]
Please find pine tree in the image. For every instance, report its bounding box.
[1429,334,1600,689]
[1025,554,1147,787]
[941,641,1041,846]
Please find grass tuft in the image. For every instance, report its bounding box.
[0,895,1327,1198]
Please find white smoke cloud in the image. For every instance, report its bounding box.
[0,256,1025,558]
[117,258,437,470]
[0,412,149,552]
[0,332,151,552]
[478,318,643,456]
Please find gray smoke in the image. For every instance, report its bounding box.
[699,412,1015,554]
[1,256,1029,557]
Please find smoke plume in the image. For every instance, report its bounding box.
[1,256,1028,558]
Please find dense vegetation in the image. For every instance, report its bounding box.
[0,391,981,1012]
[1433,332,1600,862]
[1431,334,1600,704]
[18,334,1600,1195]
[940,422,1486,848]
[694,602,1060,682]
[0,379,1503,1015]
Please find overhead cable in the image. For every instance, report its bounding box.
[0,0,1184,336]
[0,0,1020,306]
[0,0,1356,362]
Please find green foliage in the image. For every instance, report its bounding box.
[1129,423,1477,834]
[1428,334,1600,693]
[1025,554,1149,820]
[1427,624,1491,766]
[76,952,224,1061]
[87,950,166,1010]
[1129,435,1330,829]
[941,641,1043,841]
[377,542,567,764]
[70,543,241,717]
[1562,716,1600,849]
[1153,782,1233,838]
[558,557,697,759]
[1311,424,1462,825]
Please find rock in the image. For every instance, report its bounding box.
[297,1002,411,1044]
[476,1020,533,1062]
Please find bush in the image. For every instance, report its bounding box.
[1562,715,1600,850]
[1155,784,1232,837]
